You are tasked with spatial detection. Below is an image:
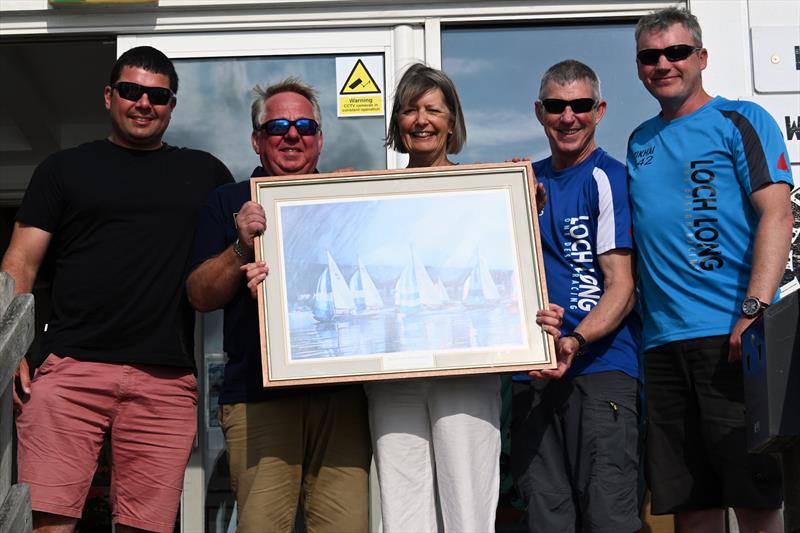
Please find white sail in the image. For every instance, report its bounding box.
[462,252,500,305]
[435,279,450,303]
[349,256,384,312]
[413,251,442,306]
[312,251,356,321]
[395,248,441,311]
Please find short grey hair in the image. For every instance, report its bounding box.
[538,60,601,103]
[635,7,703,48]
[386,63,467,154]
[250,77,322,131]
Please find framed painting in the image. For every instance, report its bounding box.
[251,162,555,387]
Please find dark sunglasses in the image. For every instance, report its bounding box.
[258,118,319,136]
[112,81,175,105]
[541,98,597,114]
[636,44,702,65]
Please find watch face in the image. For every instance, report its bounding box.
[742,297,760,317]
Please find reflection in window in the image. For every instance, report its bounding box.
[442,23,659,164]
[166,55,387,181]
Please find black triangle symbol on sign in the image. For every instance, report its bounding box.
[340,59,381,95]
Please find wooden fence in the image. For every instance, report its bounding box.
[0,272,34,533]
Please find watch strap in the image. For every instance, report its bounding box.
[233,238,247,260]
[564,331,587,356]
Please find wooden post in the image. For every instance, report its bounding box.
[0,272,34,533]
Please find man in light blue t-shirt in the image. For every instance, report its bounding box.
[511,59,641,533]
[628,7,793,533]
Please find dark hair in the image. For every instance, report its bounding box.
[635,7,703,47]
[386,63,466,154]
[539,59,601,102]
[109,46,179,93]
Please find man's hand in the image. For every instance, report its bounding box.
[535,182,547,214]
[13,358,31,410]
[506,156,546,212]
[236,201,267,256]
[729,316,756,362]
[241,261,269,300]
[531,302,566,379]
[536,302,564,338]
[529,335,579,380]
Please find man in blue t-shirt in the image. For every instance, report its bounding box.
[186,79,370,532]
[628,7,793,532]
[511,60,641,533]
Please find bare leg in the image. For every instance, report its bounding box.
[32,511,77,533]
[677,508,725,533]
[733,507,783,533]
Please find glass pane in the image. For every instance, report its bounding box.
[442,23,659,164]
[166,54,387,181]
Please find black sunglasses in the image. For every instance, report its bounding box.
[112,81,175,105]
[258,118,319,136]
[636,44,702,65]
[541,98,597,114]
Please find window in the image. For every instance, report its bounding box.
[442,23,658,165]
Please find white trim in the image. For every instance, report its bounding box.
[424,17,441,69]
[592,166,616,255]
[2,2,679,36]
[116,27,396,58]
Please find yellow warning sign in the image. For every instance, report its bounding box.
[338,58,383,116]
[340,59,381,94]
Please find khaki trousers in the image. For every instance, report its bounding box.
[221,386,371,533]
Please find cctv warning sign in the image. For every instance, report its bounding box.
[336,56,384,117]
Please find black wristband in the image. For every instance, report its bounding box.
[564,331,587,356]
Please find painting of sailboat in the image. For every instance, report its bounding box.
[394,248,442,313]
[462,251,501,306]
[349,256,384,313]
[275,186,531,360]
[312,251,356,322]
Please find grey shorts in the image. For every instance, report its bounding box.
[645,335,782,514]
[511,371,641,533]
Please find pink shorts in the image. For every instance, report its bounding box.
[16,354,198,533]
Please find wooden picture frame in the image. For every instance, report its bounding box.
[251,162,555,387]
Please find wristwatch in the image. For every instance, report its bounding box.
[741,296,769,318]
[233,238,248,260]
[563,331,587,356]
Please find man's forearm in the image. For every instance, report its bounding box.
[572,282,634,344]
[1,223,52,295]
[1,253,36,294]
[745,204,793,303]
[572,250,635,345]
[186,245,245,312]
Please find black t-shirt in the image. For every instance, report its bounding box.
[17,139,233,368]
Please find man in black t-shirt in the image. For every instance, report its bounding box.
[2,46,233,533]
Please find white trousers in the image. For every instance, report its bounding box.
[365,374,501,533]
